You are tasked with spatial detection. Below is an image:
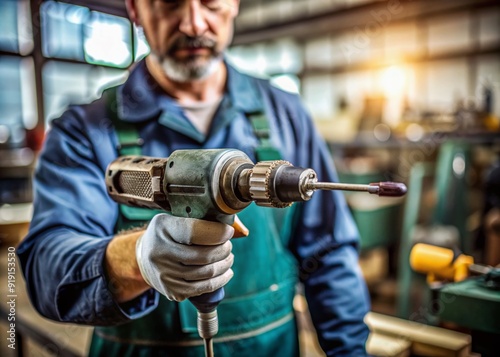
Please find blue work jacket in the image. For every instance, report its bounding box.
[17,60,370,356]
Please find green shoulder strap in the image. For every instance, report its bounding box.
[104,87,160,229]
[247,111,283,161]
[105,87,143,157]
[247,110,298,246]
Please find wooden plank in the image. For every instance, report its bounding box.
[366,332,411,357]
[365,312,471,357]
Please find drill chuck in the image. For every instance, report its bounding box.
[198,311,217,357]
[237,161,317,208]
[197,310,218,339]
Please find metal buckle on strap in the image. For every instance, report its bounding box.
[247,111,283,161]
[115,138,144,151]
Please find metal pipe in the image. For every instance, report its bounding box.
[204,338,214,357]
[309,182,379,193]
[308,181,407,197]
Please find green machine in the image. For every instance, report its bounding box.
[397,140,473,319]
[411,243,500,357]
[438,271,500,357]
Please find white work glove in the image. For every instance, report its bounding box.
[136,213,235,302]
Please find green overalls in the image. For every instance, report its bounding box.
[88,90,301,356]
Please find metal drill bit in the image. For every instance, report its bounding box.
[308,181,407,197]
[204,338,214,357]
[197,310,218,357]
[310,182,379,193]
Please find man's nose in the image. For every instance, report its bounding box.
[179,1,209,37]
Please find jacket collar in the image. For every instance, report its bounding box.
[116,60,162,122]
[116,58,264,123]
[225,61,263,113]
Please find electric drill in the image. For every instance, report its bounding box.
[106,148,407,357]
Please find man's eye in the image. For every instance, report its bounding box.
[155,0,223,10]
[154,0,181,10]
[201,0,223,10]
[156,0,180,6]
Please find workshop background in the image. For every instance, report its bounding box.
[1,0,499,356]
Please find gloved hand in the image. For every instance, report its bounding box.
[136,213,235,302]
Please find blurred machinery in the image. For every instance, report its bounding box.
[411,241,500,354]
[0,125,37,246]
[410,243,500,357]
[0,129,35,205]
[481,161,500,267]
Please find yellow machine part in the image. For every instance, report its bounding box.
[410,243,473,283]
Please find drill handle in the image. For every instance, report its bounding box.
[186,214,235,312]
[189,288,225,313]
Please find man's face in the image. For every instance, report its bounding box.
[132,0,239,82]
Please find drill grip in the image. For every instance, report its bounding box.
[189,288,225,313]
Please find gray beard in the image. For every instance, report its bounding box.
[152,52,223,83]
